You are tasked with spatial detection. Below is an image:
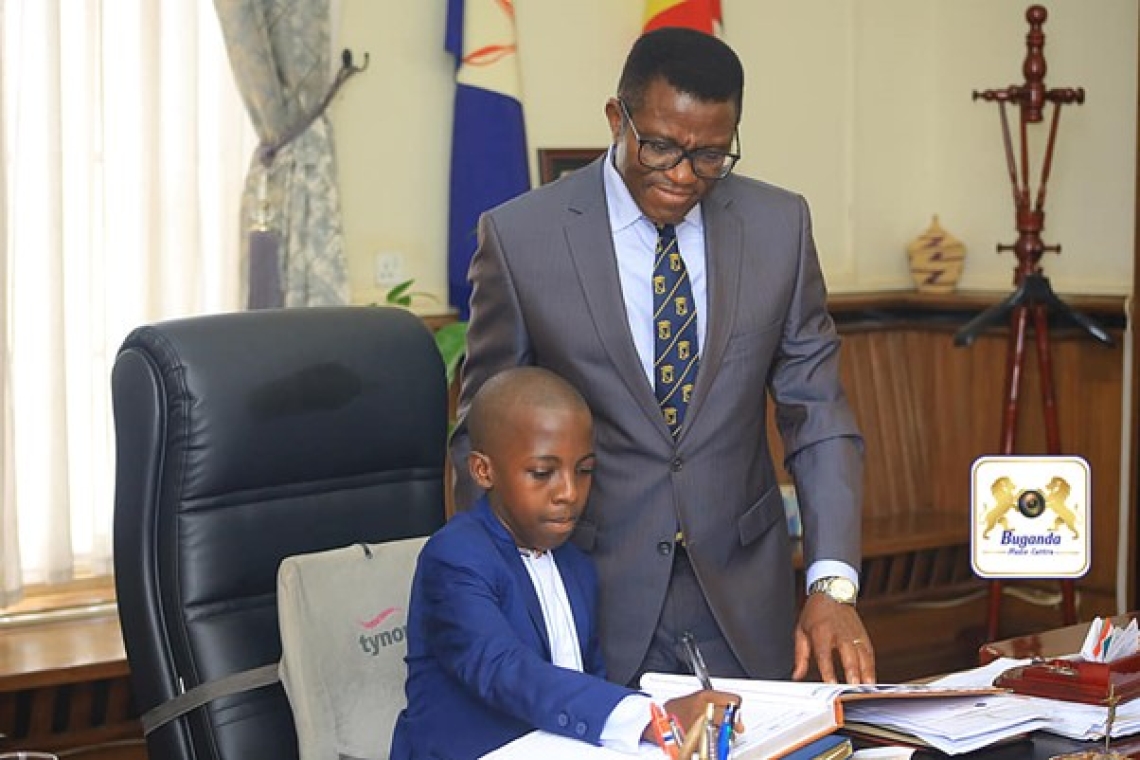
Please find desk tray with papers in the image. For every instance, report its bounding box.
[993,650,1140,706]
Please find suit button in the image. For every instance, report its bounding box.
[671,457,683,472]
[657,541,672,555]
[575,721,588,736]
[557,713,569,727]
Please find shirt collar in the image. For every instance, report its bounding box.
[603,146,704,236]
[475,496,557,558]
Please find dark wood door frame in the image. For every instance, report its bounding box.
[1131,5,1140,611]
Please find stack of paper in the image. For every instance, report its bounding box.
[930,657,1140,741]
[842,693,1050,753]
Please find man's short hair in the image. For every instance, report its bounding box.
[617,27,744,119]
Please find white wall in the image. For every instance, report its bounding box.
[332,0,1138,307]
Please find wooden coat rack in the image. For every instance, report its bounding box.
[953,5,1112,643]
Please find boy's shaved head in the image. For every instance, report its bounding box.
[468,367,591,454]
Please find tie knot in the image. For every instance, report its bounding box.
[655,223,676,241]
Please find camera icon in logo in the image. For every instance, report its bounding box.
[1016,488,1046,519]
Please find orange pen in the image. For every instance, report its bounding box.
[650,702,680,759]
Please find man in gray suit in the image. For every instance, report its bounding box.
[451,27,876,688]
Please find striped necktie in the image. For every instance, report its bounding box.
[653,223,700,436]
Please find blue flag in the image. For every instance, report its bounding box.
[445,0,530,318]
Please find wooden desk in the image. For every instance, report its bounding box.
[0,614,146,758]
[978,612,1136,665]
[943,614,1140,758]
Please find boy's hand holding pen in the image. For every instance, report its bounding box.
[659,691,742,759]
[646,689,741,754]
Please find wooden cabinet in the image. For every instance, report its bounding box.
[0,615,145,758]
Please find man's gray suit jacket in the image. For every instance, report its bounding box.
[451,157,864,687]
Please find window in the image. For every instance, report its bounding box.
[1,0,257,609]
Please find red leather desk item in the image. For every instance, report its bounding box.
[993,649,1140,705]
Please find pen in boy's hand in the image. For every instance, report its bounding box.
[716,702,736,760]
[681,631,714,690]
[650,702,680,760]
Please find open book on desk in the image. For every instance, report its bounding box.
[481,674,1033,760]
[644,674,1048,757]
[480,676,841,760]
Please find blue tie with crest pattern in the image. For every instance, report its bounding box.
[653,223,700,436]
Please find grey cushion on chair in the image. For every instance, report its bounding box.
[112,306,447,760]
[278,537,428,760]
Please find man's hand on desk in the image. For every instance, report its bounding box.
[792,594,876,684]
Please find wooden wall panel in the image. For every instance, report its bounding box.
[772,294,1128,664]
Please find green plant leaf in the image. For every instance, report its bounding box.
[384,278,442,309]
[385,280,415,306]
[433,321,468,388]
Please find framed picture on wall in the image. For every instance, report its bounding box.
[537,148,605,184]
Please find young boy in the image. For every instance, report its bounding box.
[390,367,737,759]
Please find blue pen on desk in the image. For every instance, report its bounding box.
[716,702,736,760]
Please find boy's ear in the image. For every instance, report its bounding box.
[469,451,494,490]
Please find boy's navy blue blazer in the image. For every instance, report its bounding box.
[390,497,635,760]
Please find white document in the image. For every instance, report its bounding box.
[479,731,658,759]
[928,656,1140,741]
[844,694,1050,754]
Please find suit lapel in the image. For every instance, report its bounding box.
[563,161,673,439]
[686,186,743,429]
[474,500,551,657]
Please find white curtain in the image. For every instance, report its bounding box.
[0,0,257,606]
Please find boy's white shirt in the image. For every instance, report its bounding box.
[519,550,652,753]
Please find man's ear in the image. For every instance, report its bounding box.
[469,451,494,491]
[604,97,623,143]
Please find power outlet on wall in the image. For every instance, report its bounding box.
[374,251,405,287]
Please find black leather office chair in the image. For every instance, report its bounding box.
[111,306,448,760]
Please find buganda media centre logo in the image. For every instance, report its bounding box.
[971,455,1090,580]
[357,606,408,656]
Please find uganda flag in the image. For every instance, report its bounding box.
[643,0,722,34]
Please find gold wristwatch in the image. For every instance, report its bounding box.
[808,576,858,605]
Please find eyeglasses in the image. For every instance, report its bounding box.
[618,99,740,180]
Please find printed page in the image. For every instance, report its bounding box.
[641,673,841,759]
[928,656,1140,741]
[844,693,1051,754]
